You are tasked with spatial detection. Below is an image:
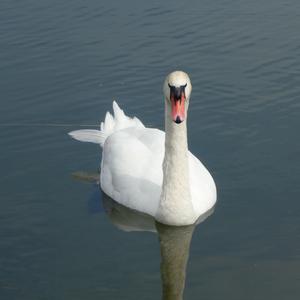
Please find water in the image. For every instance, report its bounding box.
[1,0,300,299]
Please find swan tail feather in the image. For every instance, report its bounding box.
[68,101,145,147]
[68,129,106,146]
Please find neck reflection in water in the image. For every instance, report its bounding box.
[102,192,214,300]
[156,222,195,300]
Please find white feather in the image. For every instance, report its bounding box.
[68,129,104,145]
[68,100,144,147]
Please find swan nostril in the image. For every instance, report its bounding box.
[175,116,182,124]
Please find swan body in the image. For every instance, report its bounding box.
[69,71,216,225]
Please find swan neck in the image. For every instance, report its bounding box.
[156,102,194,226]
[164,109,188,156]
[163,102,189,184]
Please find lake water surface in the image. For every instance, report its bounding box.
[1,1,300,299]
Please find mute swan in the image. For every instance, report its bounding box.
[69,71,217,225]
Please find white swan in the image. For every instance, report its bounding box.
[69,71,217,226]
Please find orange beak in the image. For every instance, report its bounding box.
[171,96,185,124]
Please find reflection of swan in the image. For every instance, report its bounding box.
[102,194,214,300]
[69,71,217,225]
[102,193,156,232]
[156,223,195,300]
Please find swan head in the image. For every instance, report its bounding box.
[163,71,192,124]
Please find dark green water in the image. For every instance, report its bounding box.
[1,0,300,299]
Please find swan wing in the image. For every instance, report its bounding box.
[189,153,217,215]
[100,127,165,216]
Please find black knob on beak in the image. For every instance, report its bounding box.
[168,83,187,101]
